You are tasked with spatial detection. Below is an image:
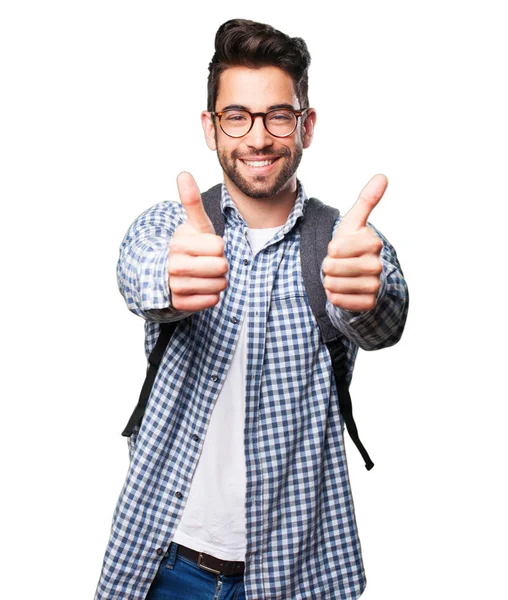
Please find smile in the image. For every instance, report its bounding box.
[240,158,279,168]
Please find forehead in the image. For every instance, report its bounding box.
[216,65,298,110]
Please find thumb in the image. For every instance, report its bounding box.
[177,171,215,234]
[339,174,388,233]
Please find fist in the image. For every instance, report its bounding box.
[168,172,228,312]
[322,174,387,312]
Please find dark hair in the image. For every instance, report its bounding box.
[207,19,311,112]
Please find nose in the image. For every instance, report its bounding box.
[245,114,274,149]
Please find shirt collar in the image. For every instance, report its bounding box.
[220,180,308,235]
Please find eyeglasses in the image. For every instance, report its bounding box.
[211,108,309,138]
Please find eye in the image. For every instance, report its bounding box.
[223,111,249,122]
[267,111,293,122]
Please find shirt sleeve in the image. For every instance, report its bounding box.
[323,218,409,351]
[116,200,193,322]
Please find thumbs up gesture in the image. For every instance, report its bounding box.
[322,174,388,312]
[168,172,228,312]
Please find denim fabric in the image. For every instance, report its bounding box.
[146,544,245,600]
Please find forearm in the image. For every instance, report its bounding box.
[325,223,409,350]
[117,201,192,322]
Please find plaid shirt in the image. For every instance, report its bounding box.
[95,182,408,600]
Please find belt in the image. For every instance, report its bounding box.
[175,543,245,576]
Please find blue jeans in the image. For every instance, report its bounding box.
[146,543,246,600]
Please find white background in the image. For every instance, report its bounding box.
[1,1,507,598]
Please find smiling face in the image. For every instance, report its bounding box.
[202,65,316,202]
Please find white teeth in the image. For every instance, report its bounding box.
[243,159,275,167]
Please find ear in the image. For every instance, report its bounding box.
[201,111,217,151]
[302,108,317,149]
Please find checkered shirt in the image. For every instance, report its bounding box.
[94,181,409,600]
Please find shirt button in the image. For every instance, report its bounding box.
[192,434,200,442]
[156,548,164,556]
[243,258,249,265]
[175,491,183,499]
[211,374,219,382]
[231,317,238,324]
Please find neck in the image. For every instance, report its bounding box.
[223,176,298,228]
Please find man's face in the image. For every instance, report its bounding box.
[202,66,315,200]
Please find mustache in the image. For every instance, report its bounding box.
[231,147,291,160]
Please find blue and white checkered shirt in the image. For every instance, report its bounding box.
[95,182,408,600]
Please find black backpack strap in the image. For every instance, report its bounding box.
[326,341,375,471]
[121,321,178,437]
[300,198,374,470]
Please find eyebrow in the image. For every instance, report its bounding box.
[219,103,297,112]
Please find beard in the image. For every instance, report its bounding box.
[217,144,303,199]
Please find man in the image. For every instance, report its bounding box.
[95,18,408,600]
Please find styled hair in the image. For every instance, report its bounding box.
[207,19,311,112]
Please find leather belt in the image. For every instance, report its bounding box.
[176,543,245,576]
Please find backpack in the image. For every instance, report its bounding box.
[121,184,374,470]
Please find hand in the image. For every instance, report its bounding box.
[322,174,387,312]
[168,172,228,312]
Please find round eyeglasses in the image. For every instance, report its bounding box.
[211,108,309,138]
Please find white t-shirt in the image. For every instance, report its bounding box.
[171,225,281,561]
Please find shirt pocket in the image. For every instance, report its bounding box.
[266,292,320,373]
[269,292,316,328]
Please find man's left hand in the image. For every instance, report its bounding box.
[322,174,388,312]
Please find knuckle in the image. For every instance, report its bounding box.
[219,258,229,275]
[324,275,339,292]
[169,238,182,253]
[370,258,382,275]
[373,237,383,253]
[327,291,338,306]
[327,240,339,257]
[169,279,185,295]
[367,277,380,294]
[214,236,225,255]
[364,296,377,311]
[168,256,187,277]
[167,262,179,277]
[169,235,192,255]
[205,294,220,308]
[170,294,185,311]
[173,265,188,277]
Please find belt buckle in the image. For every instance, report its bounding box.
[197,553,221,575]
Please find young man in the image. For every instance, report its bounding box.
[95,19,408,600]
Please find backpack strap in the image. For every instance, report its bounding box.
[121,320,178,437]
[300,198,374,470]
[201,183,225,235]
[299,198,341,344]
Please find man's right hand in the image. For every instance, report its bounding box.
[168,172,228,312]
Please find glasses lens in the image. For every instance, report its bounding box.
[265,109,297,136]
[220,110,252,137]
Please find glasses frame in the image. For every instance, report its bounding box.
[211,107,309,138]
